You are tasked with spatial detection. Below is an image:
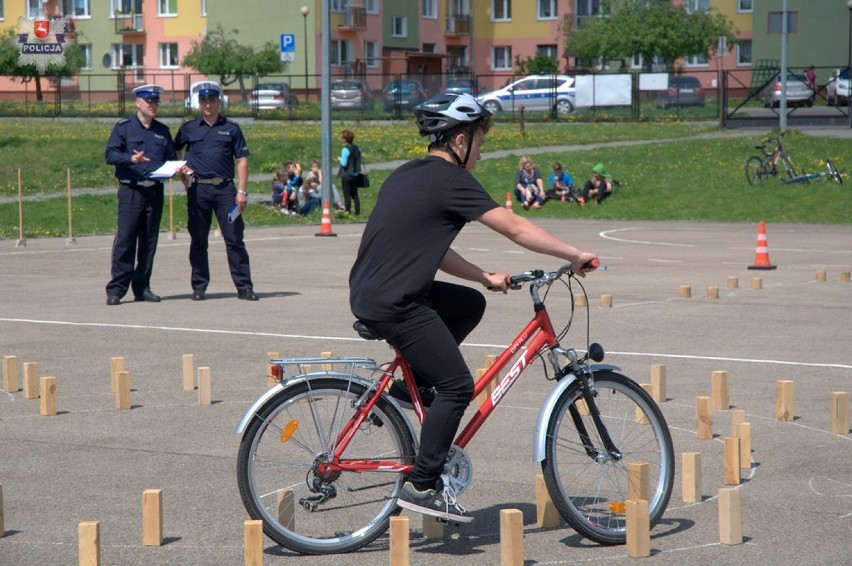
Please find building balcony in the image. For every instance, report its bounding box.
[444,16,471,36]
[115,12,145,34]
[333,6,367,31]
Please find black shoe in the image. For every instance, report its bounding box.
[106,295,121,306]
[134,289,161,302]
[191,289,206,301]
[396,481,473,523]
[388,381,434,411]
[237,288,259,301]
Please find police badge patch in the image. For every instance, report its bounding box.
[15,16,67,74]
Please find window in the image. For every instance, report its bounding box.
[331,0,349,12]
[79,43,93,69]
[159,43,179,68]
[422,43,436,53]
[0,2,4,19]
[686,53,709,67]
[111,43,144,68]
[576,0,600,17]
[27,0,41,18]
[63,0,91,17]
[492,46,512,70]
[364,41,378,68]
[392,16,407,37]
[537,44,558,60]
[737,0,752,13]
[201,0,206,16]
[365,0,377,14]
[538,0,556,20]
[330,39,351,67]
[158,0,177,16]
[450,0,469,17]
[685,0,709,14]
[492,0,511,21]
[111,0,140,17]
[422,0,436,19]
[736,40,752,66]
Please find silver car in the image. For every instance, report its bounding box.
[759,73,813,108]
[330,80,373,111]
[477,75,576,114]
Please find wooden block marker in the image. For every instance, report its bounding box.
[625,499,650,558]
[142,489,163,546]
[723,436,741,485]
[535,474,559,528]
[775,380,794,421]
[751,277,762,290]
[600,294,613,308]
[321,351,333,371]
[422,515,444,539]
[696,396,712,439]
[115,371,131,410]
[0,484,5,538]
[737,422,752,471]
[39,376,56,416]
[718,488,743,545]
[243,519,263,566]
[389,515,409,566]
[500,508,523,566]
[486,354,497,368]
[831,391,849,435]
[707,286,719,299]
[635,384,652,424]
[650,364,666,403]
[574,293,586,307]
[110,356,124,393]
[679,285,691,298]
[730,409,746,436]
[3,355,18,393]
[727,276,739,289]
[23,361,38,399]
[182,354,195,391]
[198,367,212,406]
[628,462,650,502]
[816,269,827,282]
[475,367,493,407]
[711,370,729,410]
[840,271,851,282]
[682,452,701,503]
[78,521,101,566]
[266,351,278,387]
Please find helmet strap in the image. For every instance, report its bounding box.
[441,123,476,168]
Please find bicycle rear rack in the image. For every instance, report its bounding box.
[268,356,387,382]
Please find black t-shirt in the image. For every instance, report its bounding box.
[349,155,499,321]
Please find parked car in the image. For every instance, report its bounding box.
[382,79,428,112]
[476,75,576,114]
[246,82,298,110]
[826,68,850,106]
[330,80,373,111]
[184,81,230,110]
[440,77,484,96]
[656,75,705,109]
[758,73,813,108]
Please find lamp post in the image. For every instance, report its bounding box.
[301,6,310,96]
[847,0,852,128]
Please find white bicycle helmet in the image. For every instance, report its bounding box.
[413,92,492,166]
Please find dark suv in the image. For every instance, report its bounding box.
[656,76,705,109]
[382,79,428,112]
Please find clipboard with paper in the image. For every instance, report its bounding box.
[149,160,187,179]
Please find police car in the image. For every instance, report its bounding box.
[477,75,576,114]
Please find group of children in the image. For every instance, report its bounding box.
[271,160,345,216]
[514,156,618,209]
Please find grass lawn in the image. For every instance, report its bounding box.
[0,120,849,238]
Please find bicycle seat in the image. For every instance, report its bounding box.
[353,320,384,341]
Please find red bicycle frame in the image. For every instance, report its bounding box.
[323,306,560,475]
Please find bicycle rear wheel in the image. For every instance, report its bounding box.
[745,156,769,185]
[237,377,416,554]
[541,371,674,545]
[827,159,844,184]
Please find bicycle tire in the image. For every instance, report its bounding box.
[745,156,769,185]
[237,377,416,554]
[541,370,674,545]
[827,159,844,184]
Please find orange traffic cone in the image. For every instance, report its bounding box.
[315,200,337,237]
[505,192,514,213]
[747,221,776,270]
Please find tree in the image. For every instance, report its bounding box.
[0,27,86,102]
[514,53,560,76]
[564,0,737,71]
[181,25,285,101]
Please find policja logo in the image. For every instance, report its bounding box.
[15,15,67,73]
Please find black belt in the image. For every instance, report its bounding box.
[194,177,231,186]
[119,179,161,188]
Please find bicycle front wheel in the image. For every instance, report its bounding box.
[541,371,674,545]
[827,159,844,184]
[745,156,769,185]
[237,377,416,554]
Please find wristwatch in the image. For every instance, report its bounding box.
[237,190,248,196]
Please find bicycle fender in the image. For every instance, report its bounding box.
[235,373,379,435]
[531,363,620,462]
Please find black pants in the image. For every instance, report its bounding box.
[361,282,486,490]
[342,175,360,215]
[187,181,253,292]
[106,183,164,298]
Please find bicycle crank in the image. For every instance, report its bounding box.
[441,445,473,496]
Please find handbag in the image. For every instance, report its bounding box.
[357,156,370,188]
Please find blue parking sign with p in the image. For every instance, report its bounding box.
[280,33,295,61]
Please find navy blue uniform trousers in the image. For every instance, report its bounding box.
[106,183,164,298]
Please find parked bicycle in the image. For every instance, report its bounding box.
[745,131,844,185]
[236,260,675,555]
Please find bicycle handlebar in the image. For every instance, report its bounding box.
[506,259,600,290]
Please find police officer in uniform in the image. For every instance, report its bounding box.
[175,82,258,301]
[104,84,176,306]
